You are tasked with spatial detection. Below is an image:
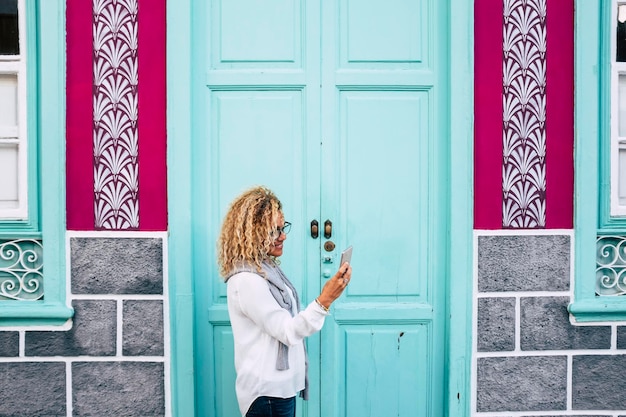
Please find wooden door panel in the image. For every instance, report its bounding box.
[338,0,430,69]
[213,327,238,416]
[206,90,308,299]
[209,0,303,68]
[204,91,314,415]
[340,91,430,299]
[197,1,320,416]
[320,0,446,415]
[343,324,431,416]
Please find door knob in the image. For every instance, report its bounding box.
[324,220,332,239]
[324,241,336,252]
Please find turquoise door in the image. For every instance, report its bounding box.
[191,1,448,416]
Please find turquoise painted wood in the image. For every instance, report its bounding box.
[0,0,73,326]
[166,0,198,413]
[190,0,449,415]
[446,0,473,414]
[318,1,446,415]
[569,0,626,321]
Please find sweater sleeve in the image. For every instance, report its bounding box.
[229,272,328,347]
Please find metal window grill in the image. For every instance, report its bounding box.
[0,238,43,301]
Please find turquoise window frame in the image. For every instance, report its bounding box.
[0,0,73,326]
[570,0,626,321]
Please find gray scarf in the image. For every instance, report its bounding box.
[226,260,309,400]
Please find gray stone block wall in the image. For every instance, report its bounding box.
[520,296,611,350]
[477,235,570,292]
[71,237,163,294]
[0,236,168,417]
[0,331,19,356]
[476,233,626,415]
[0,362,67,416]
[572,355,626,409]
[618,326,626,349]
[73,362,165,416]
[477,356,568,411]
[26,300,117,356]
[477,297,515,351]
[123,300,164,356]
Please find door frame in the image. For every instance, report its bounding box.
[165,1,474,416]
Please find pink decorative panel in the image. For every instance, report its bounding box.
[474,0,504,229]
[544,0,574,229]
[475,0,573,229]
[502,0,546,228]
[136,0,167,231]
[93,0,139,229]
[67,0,95,229]
[66,0,167,231]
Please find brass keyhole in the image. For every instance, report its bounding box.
[324,220,332,239]
[310,220,319,238]
[324,241,336,252]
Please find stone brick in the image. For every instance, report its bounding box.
[573,355,626,409]
[477,235,570,292]
[123,300,164,356]
[72,361,164,416]
[25,300,116,356]
[477,356,567,412]
[71,237,163,294]
[0,362,66,416]
[477,297,515,352]
[617,327,626,349]
[0,331,19,356]
[521,297,611,350]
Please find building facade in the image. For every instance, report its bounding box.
[1,0,624,416]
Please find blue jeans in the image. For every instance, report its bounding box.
[245,396,296,417]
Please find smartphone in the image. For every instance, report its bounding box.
[340,245,353,266]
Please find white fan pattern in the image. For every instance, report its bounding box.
[93,0,139,229]
[502,0,547,228]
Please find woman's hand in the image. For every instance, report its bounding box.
[317,262,352,309]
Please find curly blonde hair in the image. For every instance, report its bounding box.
[217,186,283,279]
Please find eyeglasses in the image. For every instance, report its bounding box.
[273,221,291,238]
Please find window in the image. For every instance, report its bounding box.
[0,0,72,324]
[571,0,626,321]
[613,4,626,215]
[0,0,27,220]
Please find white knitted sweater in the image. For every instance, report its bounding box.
[226,271,328,416]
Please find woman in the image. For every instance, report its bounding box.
[217,186,352,417]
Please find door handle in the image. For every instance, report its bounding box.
[310,220,319,238]
[324,220,332,239]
